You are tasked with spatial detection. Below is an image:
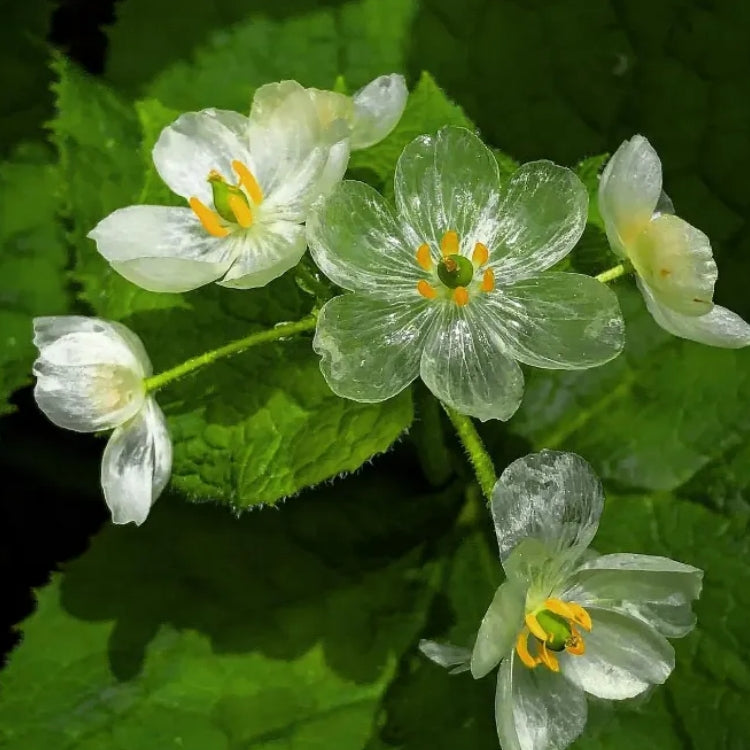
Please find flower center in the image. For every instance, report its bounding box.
[515,598,592,672]
[189,160,264,238]
[415,229,495,306]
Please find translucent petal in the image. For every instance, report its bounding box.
[598,135,662,256]
[491,451,603,562]
[32,317,150,433]
[350,74,408,150]
[638,278,750,348]
[631,214,717,316]
[471,580,526,678]
[101,398,173,526]
[88,205,235,293]
[419,302,524,422]
[560,608,674,700]
[419,640,472,674]
[395,127,502,250]
[152,108,251,203]
[218,221,306,289]
[313,294,435,402]
[484,273,625,369]
[603,601,697,639]
[490,161,588,281]
[307,180,422,300]
[496,651,587,750]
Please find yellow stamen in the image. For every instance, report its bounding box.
[189,197,230,238]
[472,241,489,266]
[515,628,539,669]
[481,268,495,292]
[453,286,469,306]
[544,599,593,632]
[525,612,548,642]
[232,160,264,205]
[417,280,438,300]
[538,643,560,672]
[440,230,459,257]
[416,243,432,271]
[228,195,253,228]
[565,627,586,656]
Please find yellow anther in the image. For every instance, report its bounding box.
[565,627,586,656]
[525,612,548,642]
[472,241,489,266]
[515,628,540,669]
[232,160,264,205]
[538,643,560,672]
[544,599,592,632]
[481,268,495,293]
[453,287,469,306]
[417,280,438,300]
[189,197,230,238]
[228,195,253,228]
[416,243,432,271]
[440,229,460,257]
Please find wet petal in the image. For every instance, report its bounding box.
[485,273,624,369]
[350,74,408,150]
[560,608,674,700]
[602,602,697,639]
[639,279,750,348]
[307,180,422,300]
[101,398,173,526]
[88,205,234,293]
[496,652,587,750]
[419,640,472,674]
[491,451,603,562]
[490,162,587,280]
[419,302,524,422]
[313,294,435,402]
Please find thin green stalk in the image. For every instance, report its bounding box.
[595,261,631,284]
[442,404,496,500]
[144,313,318,393]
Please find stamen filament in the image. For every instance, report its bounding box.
[229,195,254,228]
[515,629,539,669]
[525,612,548,642]
[189,197,230,238]
[539,643,560,672]
[232,160,264,205]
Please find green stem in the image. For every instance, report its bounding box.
[595,261,631,284]
[144,313,318,393]
[442,404,497,500]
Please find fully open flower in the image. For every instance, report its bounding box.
[32,317,171,526]
[308,127,625,421]
[89,75,405,294]
[599,135,750,347]
[420,451,702,750]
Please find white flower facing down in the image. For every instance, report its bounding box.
[89,75,406,294]
[599,134,750,347]
[420,451,703,750]
[32,317,172,526]
[308,127,625,422]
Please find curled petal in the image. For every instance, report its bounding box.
[88,206,235,293]
[419,640,472,674]
[101,398,173,526]
[350,74,408,150]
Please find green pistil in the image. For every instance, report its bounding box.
[209,172,250,222]
[535,610,573,652]
[437,254,474,288]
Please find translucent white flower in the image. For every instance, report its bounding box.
[420,450,702,750]
[32,316,172,526]
[308,127,625,422]
[599,135,750,347]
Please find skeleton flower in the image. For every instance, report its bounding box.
[307,127,625,421]
[421,451,703,750]
[32,317,171,526]
[89,75,406,294]
[599,135,750,347]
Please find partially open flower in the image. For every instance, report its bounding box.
[32,317,171,526]
[599,135,750,347]
[420,450,702,750]
[308,127,625,421]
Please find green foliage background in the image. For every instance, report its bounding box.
[1,0,749,747]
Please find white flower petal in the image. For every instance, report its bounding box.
[420,301,524,422]
[395,127,502,250]
[152,109,251,203]
[496,652,587,750]
[485,273,625,369]
[560,608,674,700]
[218,221,306,289]
[350,74,408,150]
[419,640,472,674]
[313,294,435,402]
[32,316,149,433]
[639,278,750,348]
[101,397,173,526]
[307,180,422,300]
[491,162,588,281]
[471,580,526,678]
[89,205,235,293]
[603,602,697,639]
[598,134,662,256]
[491,451,603,562]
